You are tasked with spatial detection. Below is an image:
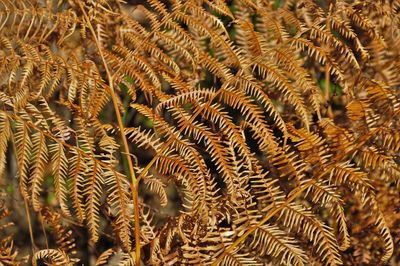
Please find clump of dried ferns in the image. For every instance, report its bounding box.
[0,0,399,265]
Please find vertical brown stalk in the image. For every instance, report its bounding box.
[76,2,141,263]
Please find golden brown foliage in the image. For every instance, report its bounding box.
[0,0,399,265]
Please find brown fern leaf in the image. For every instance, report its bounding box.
[0,0,399,265]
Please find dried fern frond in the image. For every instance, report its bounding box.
[0,0,399,265]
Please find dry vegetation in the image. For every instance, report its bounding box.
[0,0,399,265]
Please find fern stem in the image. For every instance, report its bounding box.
[324,19,333,119]
[24,197,37,253]
[325,64,330,100]
[39,212,49,250]
[325,64,334,118]
[77,2,141,262]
